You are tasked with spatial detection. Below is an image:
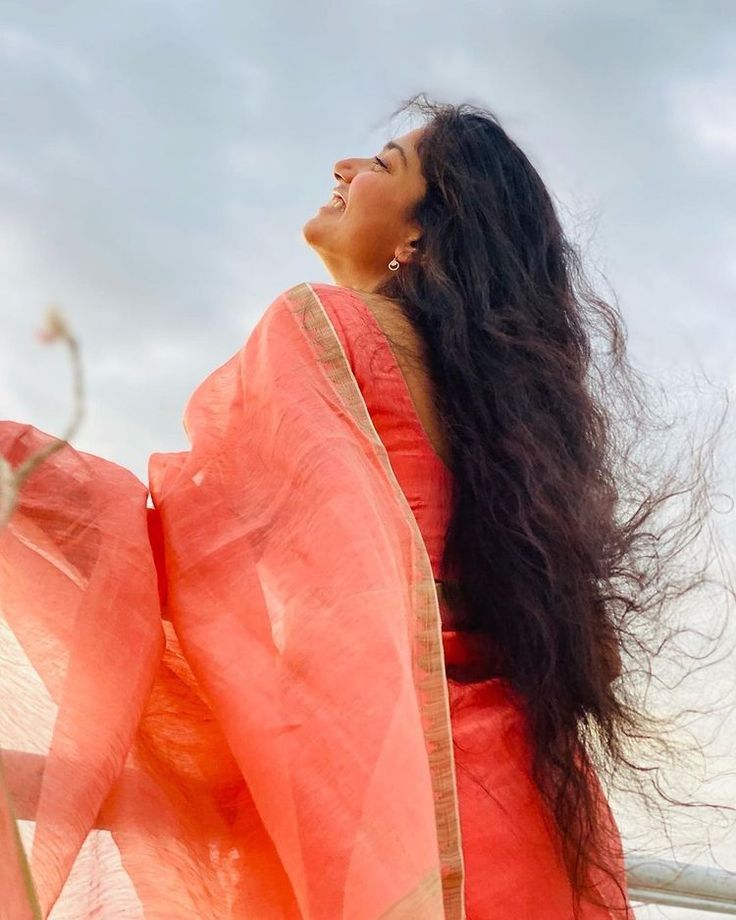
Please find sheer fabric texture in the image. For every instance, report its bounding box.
[0,282,630,918]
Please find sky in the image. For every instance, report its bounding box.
[1,2,735,916]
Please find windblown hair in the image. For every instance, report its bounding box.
[373,96,732,913]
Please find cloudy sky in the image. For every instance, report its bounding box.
[2,2,735,915]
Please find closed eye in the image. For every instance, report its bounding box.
[373,155,388,169]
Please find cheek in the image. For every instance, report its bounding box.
[347,174,403,230]
[349,172,392,209]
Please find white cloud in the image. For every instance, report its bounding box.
[0,23,91,84]
[1,6,735,892]
[670,68,736,158]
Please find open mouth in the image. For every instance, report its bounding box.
[327,194,346,211]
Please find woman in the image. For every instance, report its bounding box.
[0,98,646,918]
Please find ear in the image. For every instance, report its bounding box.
[395,229,422,264]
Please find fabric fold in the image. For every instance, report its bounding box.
[0,282,465,919]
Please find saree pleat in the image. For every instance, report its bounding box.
[0,283,464,918]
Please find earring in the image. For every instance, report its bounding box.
[388,258,400,271]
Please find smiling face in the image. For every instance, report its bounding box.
[302,127,427,292]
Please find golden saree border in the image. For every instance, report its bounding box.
[287,282,466,920]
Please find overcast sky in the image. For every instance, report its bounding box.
[2,2,735,915]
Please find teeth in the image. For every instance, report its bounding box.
[330,196,345,209]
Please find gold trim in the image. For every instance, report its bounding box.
[285,283,465,919]
[379,868,443,918]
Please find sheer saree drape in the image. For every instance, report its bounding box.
[0,283,464,919]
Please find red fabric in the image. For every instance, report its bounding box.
[317,283,631,919]
[0,283,465,919]
[0,281,631,918]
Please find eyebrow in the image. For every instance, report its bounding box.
[383,140,408,168]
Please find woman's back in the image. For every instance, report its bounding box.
[0,281,631,917]
[317,283,453,578]
[318,282,630,919]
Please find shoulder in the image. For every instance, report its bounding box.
[266,283,419,360]
[277,282,397,317]
[271,281,358,303]
[268,282,375,340]
[292,283,411,340]
[296,282,367,316]
[261,282,362,323]
[252,282,355,332]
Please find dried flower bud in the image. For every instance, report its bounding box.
[37,306,71,344]
[0,455,18,530]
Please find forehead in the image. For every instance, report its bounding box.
[384,127,425,176]
[390,127,425,156]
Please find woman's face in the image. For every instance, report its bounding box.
[303,127,427,292]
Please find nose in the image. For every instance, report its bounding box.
[333,157,353,185]
[333,156,369,185]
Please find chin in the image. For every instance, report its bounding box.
[301,215,323,248]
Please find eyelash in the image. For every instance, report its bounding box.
[373,156,388,170]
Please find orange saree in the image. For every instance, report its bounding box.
[0,282,630,919]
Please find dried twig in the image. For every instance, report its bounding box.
[0,306,84,918]
[0,306,84,530]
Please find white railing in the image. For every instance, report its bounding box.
[626,857,736,914]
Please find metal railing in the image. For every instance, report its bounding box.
[626,856,736,914]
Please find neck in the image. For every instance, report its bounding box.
[323,256,388,294]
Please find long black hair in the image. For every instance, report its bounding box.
[373,95,733,912]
